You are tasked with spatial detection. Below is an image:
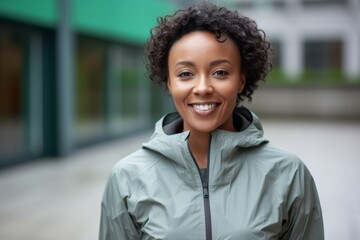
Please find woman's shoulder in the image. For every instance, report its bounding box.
[253,142,303,165]
[103,149,167,198]
[244,142,311,180]
[111,148,161,170]
[109,148,169,182]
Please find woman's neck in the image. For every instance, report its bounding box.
[188,131,211,169]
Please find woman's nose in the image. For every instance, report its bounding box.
[192,77,214,95]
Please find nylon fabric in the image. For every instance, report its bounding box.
[99,107,324,240]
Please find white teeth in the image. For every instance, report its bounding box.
[193,104,217,111]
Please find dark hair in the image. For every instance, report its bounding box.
[145,2,271,102]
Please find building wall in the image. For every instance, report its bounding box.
[0,0,175,167]
[223,0,360,119]
[0,0,174,43]
[227,0,360,80]
[244,85,360,119]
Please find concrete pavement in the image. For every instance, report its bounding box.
[0,118,359,240]
[262,118,360,240]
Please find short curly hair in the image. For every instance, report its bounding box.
[145,2,271,102]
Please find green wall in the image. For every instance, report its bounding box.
[0,0,56,26]
[73,0,175,44]
[0,0,175,43]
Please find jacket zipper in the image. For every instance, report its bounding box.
[202,171,212,240]
[187,138,212,240]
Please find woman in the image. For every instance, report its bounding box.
[99,2,324,239]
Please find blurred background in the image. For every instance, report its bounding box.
[0,0,359,239]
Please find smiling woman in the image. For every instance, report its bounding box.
[166,31,245,168]
[167,31,244,135]
[99,2,324,240]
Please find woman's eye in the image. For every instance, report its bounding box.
[213,70,229,77]
[178,71,193,78]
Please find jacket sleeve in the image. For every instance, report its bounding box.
[99,169,141,240]
[280,165,324,240]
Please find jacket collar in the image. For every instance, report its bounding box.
[142,107,268,185]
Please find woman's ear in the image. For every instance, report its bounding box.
[238,73,246,93]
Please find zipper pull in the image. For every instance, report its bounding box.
[203,181,209,198]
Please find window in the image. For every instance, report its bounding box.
[304,40,343,82]
[75,36,107,141]
[228,0,286,9]
[108,44,150,134]
[75,36,162,142]
[270,40,282,69]
[302,0,348,6]
[0,22,43,164]
[0,28,26,160]
[267,40,286,83]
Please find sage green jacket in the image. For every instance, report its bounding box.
[99,108,324,240]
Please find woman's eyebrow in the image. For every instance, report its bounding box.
[210,59,232,67]
[175,61,195,67]
[175,59,232,67]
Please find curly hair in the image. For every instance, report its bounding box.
[145,2,271,102]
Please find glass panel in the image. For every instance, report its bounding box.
[267,40,287,83]
[0,27,26,160]
[120,47,139,122]
[270,40,282,68]
[227,0,286,8]
[149,81,174,120]
[302,0,348,6]
[108,45,145,133]
[304,40,343,82]
[75,36,106,141]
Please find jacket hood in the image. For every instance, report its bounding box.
[142,107,268,169]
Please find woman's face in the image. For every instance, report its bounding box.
[167,31,245,134]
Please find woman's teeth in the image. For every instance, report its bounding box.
[193,104,217,111]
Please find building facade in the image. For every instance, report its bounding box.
[224,0,360,82]
[0,0,174,167]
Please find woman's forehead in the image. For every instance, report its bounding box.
[168,31,240,66]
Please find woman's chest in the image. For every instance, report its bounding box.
[129,179,285,240]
